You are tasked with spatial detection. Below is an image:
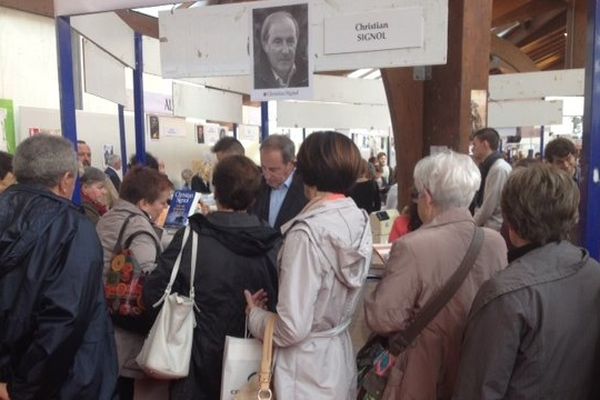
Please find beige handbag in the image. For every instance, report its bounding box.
[234,315,277,400]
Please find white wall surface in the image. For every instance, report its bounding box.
[19,106,216,188]
[0,7,61,110]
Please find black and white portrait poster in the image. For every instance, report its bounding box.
[250,1,312,101]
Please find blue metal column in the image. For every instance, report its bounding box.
[260,102,269,142]
[56,16,81,205]
[233,123,238,139]
[118,104,128,176]
[133,32,147,165]
[581,0,600,259]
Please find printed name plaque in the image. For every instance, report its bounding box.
[323,8,424,55]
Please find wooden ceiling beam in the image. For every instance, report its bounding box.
[536,53,563,69]
[520,26,565,51]
[565,0,586,68]
[491,33,539,72]
[0,0,54,17]
[115,9,159,39]
[527,39,565,61]
[504,8,566,45]
[493,0,567,27]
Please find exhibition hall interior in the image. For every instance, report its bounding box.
[1,1,600,400]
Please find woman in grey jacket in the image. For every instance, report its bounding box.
[96,166,172,400]
[245,131,372,399]
[453,164,600,399]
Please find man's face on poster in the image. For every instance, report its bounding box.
[262,15,298,79]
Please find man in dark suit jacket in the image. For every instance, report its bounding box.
[250,134,308,231]
[104,154,122,192]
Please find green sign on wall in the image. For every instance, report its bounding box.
[0,99,16,154]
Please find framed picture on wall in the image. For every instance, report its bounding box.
[196,125,205,144]
[148,115,160,140]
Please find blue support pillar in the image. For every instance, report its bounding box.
[582,0,600,259]
[56,16,81,205]
[133,32,146,166]
[233,123,238,139]
[118,104,128,176]
[260,102,269,142]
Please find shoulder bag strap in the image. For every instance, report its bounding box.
[112,213,137,254]
[388,227,485,355]
[123,230,161,261]
[152,226,191,308]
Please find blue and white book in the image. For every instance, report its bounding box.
[163,190,202,230]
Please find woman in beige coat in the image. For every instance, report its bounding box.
[246,131,372,399]
[364,150,508,400]
[96,166,172,400]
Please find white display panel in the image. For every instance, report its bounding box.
[72,12,135,68]
[159,3,251,78]
[489,69,584,101]
[277,101,391,129]
[488,100,563,128]
[172,82,243,123]
[159,0,447,78]
[143,36,162,76]
[186,74,387,105]
[83,40,127,105]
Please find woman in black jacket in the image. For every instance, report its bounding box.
[348,159,381,214]
[143,155,280,400]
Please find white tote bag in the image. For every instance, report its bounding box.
[136,226,199,380]
[220,317,263,400]
[221,315,277,400]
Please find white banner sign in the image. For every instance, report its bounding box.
[323,8,423,55]
[238,125,260,142]
[55,0,170,16]
[160,116,187,138]
[125,90,173,116]
[83,40,127,105]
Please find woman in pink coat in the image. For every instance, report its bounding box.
[364,150,508,400]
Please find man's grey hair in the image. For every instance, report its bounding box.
[261,11,299,44]
[260,134,295,164]
[13,135,78,188]
[413,150,481,210]
[107,153,121,167]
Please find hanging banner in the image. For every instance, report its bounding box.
[250,0,313,101]
[55,0,170,16]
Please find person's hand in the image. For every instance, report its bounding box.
[244,289,268,315]
[0,382,10,400]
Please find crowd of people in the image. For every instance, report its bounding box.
[0,127,598,400]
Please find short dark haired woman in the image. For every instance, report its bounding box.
[143,155,280,399]
[245,131,372,399]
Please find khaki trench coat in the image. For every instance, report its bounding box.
[364,208,507,400]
